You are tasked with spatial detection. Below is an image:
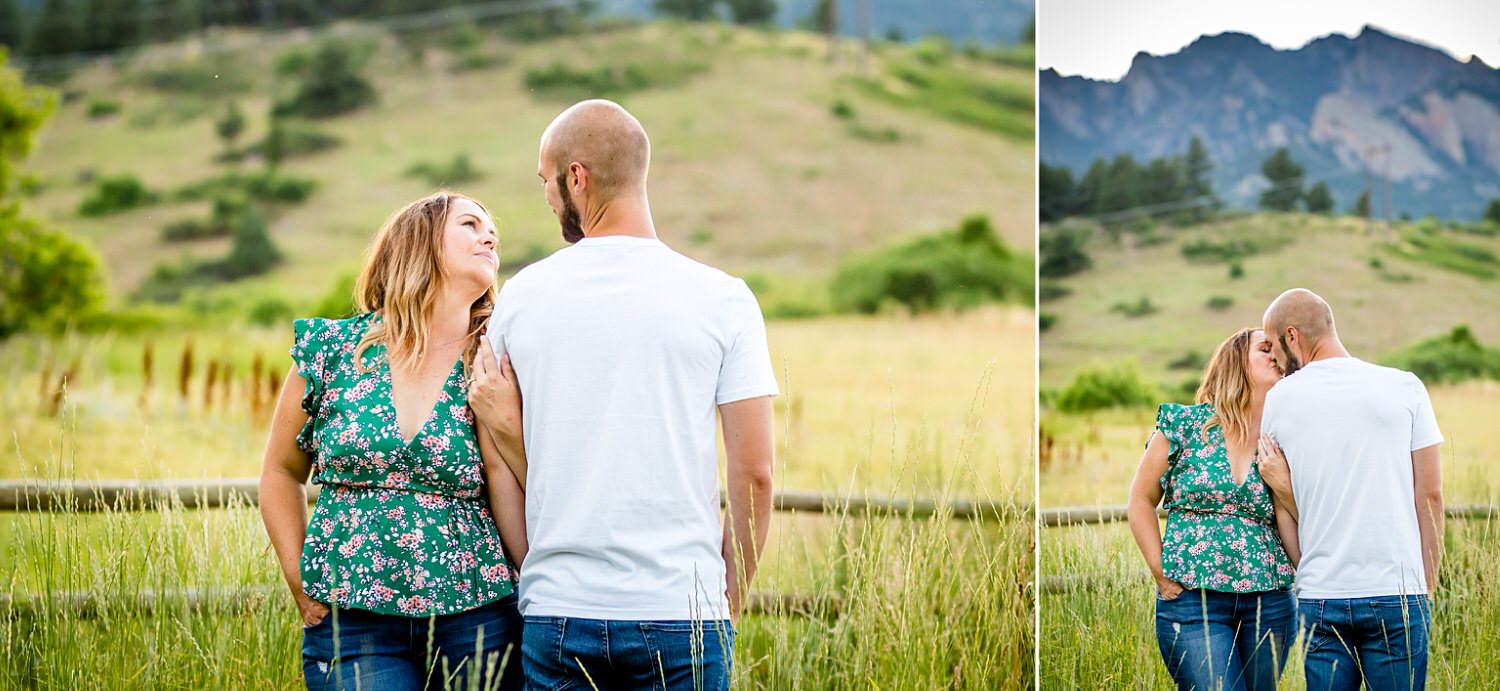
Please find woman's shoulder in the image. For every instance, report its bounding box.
[293,312,376,346]
[1155,401,1213,434]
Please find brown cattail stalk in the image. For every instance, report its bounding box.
[220,360,234,410]
[178,339,194,402]
[250,353,265,418]
[204,360,218,412]
[139,340,155,413]
[267,369,282,406]
[47,359,80,418]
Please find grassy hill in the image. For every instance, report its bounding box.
[18,21,1034,315]
[1039,212,1500,392]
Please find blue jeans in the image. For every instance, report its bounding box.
[302,595,525,691]
[1299,595,1431,691]
[521,616,735,691]
[1154,587,1297,691]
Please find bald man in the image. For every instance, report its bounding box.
[1258,288,1443,691]
[469,100,776,690]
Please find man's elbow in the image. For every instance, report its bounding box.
[730,454,774,496]
[1416,485,1444,511]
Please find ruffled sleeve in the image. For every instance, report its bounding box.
[1151,402,1187,463]
[289,318,336,454]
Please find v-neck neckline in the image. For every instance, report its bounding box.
[382,348,464,449]
[1215,428,1259,489]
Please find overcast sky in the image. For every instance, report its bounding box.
[1038,0,1500,81]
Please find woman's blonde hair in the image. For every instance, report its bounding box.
[1196,327,1259,444]
[352,190,496,375]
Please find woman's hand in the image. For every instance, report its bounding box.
[1154,574,1186,600]
[469,335,526,484]
[296,590,331,627]
[1258,434,1297,519]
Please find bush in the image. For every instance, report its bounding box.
[248,296,295,327]
[0,205,105,339]
[1039,312,1057,332]
[161,194,251,242]
[1206,295,1234,311]
[1181,237,1269,263]
[175,172,317,205]
[1055,364,1159,413]
[523,57,706,100]
[1383,325,1500,385]
[87,98,121,118]
[133,57,252,97]
[847,124,902,143]
[217,206,282,279]
[1039,282,1072,303]
[77,173,158,216]
[1040,226,1092,278]
[1228,261,1245,279]
[405,154,484,187]
[1168,350,1205,371]
[830,100,856,119]
[276,42,377,119]
[312,272,359,319]
[830,215,1032,314]
[1110,297,1157,318]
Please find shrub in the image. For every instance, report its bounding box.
[1167,350,1205,371]
[217,206,282,279]
[1039,226,1091,278]
[1055,364,1159,413]
[523,57,706,100]
[133,57,252,97]
[1039,312,1057,332]
[77,173,158,216]
[248,296,294,327]
[276,41,377,119]
[175,172,317,205]
[847,124,902,143]
[1110,297,1157,318]
[312,272,359,319]
[87,98,121,118]
[245,120,341,160]
[161,194,251,242]
[1205,295,1234,311]
[830,215,1032,314]
[405,154,484,187]
[1383,325,1500,385]
[1038,282,1072,303]
[830,100,856,119]
[0,206,105,339]
[1181,237,1269,263]
[1228,261,1245,279]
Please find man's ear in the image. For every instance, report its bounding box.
[569,162,588,194]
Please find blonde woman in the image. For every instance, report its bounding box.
[259,191,527,690]
[1127,328,1300,691]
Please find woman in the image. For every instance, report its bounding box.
[259,191,528,691]
[1127,327,1301,691]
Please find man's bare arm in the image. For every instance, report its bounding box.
[1412,443,1444,595]
[719,396,774,626]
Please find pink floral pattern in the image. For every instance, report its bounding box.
[290,314,516,617]
[1153,402,1295,593]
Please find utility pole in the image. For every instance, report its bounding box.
[828,0,839,65]
[857,0,870,74]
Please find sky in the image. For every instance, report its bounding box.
[1037,0,1500,81]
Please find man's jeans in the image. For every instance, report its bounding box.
[1154,587,1297,691]
[521,616,734,691]
[1299,595,1431,691]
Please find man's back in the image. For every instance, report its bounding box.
[1262,357,1443,599]
[489,235,778,620]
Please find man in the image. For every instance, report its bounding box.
[469,99,777,690]
[1257,288,1444,691]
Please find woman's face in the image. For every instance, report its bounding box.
[441,197,498,294]
[1246,329,1284,391]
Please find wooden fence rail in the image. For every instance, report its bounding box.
[1039,504,1498,527]
[0,480,1019,522]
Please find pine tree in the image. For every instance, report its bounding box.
[0,0,24,53]
[1304,181,1334,214]
[1484,198,1500,225]
[216,100,246,157]
[27,0,80,58]
[1258,147,1304,212]
[1351,190,1371,218]
[654,0,715,21]
[726,0,776,25]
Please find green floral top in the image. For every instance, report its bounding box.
[1152,402,1295,593]
[290,313,517,617]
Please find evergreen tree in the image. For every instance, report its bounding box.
[654,0,715,21]
[1038,162,1076,223]
[1351,190,1371,218]
[1182,135,1216,218]
[27,0,79,58]
[1484,198,1500,225]
[1096,153,1142,214]
[1258,147,1304,212]
[809,0,834,33]
[726,0,775,25]
[1304,181,1334,214]
[1075,158,1107,216]
[216,100,246,156]
[0,0,24,53]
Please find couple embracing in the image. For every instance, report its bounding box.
[258,99,777,690]
[1129,289,1444,691]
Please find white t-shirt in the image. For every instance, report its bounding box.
[487,235,779,620]
[1261,357,1443,599]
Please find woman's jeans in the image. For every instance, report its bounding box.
[1155,587,1297,691]
[302,595,524,691]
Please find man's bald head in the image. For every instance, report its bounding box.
[1264,289,1336,344]
[540,99,651,201]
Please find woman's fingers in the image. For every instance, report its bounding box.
[501,353,516,384]
[476,335,497,377]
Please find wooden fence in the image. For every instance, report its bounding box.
[0,479,1016,619]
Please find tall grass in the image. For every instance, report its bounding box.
[1039,522,1500,689]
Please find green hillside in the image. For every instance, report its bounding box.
[18,21,1034,314]
[1039,213,1500,392]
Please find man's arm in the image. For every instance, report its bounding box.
[1412,443,1443,595]
[719,396,774,626]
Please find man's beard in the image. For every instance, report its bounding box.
[1278,333,1303,376]
[558,177,584,244]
